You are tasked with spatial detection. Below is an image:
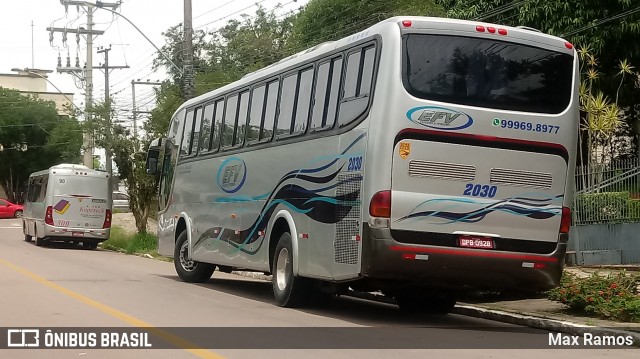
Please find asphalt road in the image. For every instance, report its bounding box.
[0,218,636,358]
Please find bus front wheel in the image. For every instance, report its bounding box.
[174,230,215,283]
[272,232,311,307]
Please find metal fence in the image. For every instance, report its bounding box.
[573,158,640,225]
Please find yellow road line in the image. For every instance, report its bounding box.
[0,258,225,359]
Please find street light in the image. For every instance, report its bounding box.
[11,68,82,114]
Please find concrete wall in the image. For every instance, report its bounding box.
[568,223,640,265]
[0,74,46,92]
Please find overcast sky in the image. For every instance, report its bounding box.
[1,0,305,121]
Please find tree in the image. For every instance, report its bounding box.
[88,100,157,233]
[439,0,640,157]
[290,0,445,50]
[0,87,82,203]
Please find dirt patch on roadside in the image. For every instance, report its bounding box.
[113,212,158,235]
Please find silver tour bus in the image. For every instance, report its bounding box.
[23,164,112,249]
[146,16,578,312]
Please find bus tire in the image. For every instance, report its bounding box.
[35,236,47,247]
[83,241,98,250]
[174,230,215,283]
[396,291,456,315]
[24,223,33,242]
[272,232,311,307]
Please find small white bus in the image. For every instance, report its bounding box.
[147,16,578,312]
[23,164,112,249]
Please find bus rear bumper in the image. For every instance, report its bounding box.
[361,224,567,292]
[44,225,110,242]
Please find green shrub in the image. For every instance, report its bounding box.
[102,226,157,255]
[547,272,640,322]
[574,191,630,224]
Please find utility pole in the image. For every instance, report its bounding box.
[183,0,194,100]
[48,0,120,168]
[131,80,162,149]
[97,46,129,186]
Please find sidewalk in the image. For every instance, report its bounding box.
[454,266,640,343]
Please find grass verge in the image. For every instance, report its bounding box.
[101,226,170,261]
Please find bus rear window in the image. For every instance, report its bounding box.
[402,34,574,114]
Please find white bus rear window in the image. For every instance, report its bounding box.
[53,176,108,198]
[403,34,574,114]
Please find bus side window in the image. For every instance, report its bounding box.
[248,84,266,144]
[222,95,239,148]
[311,56,342,131]
[338,44,376,127]
[199,103,215,152]
[191,107,203,155]
[234,90,250,147]
[276,74,297,138]
[211,99,224,152]
[180,109,195,157]
[38,175,48,202]
[261,80,279,141]
[293,67,314,134]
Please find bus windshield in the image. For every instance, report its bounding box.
[402,34,574,114]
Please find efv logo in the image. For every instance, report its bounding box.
[217,157,247,193]
[406,106,473,131]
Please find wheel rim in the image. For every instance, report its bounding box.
[15,211,23,218]
[275,247,290,291]
[179,240,197,272]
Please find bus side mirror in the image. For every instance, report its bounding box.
[146,138,163,175]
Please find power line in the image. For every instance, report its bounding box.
[562,5,640,37]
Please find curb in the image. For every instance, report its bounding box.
[453,304,640,346]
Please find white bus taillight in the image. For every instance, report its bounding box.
[45,206,54,225]
[560,207,571,234]
[103,209,112,229]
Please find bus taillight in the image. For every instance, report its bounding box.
[45,206,54,225]
[560,207,571,233]
[369,190,391,218]
[103,209,112,229]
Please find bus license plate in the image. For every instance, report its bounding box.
[72,232,85,237]
[458,235,493,249]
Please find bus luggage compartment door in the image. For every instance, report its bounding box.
[390,139,567,244]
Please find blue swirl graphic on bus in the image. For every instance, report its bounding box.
[216,157,247,193]
[195,133,367,254]
[397,195,563,225]
[406,106,474,131]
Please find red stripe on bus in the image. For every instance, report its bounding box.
[389,245,559,262]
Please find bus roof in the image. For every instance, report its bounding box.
[178,16,574,112]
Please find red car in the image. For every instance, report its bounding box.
[0,199,24,218]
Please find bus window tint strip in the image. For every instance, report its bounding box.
[402,34,573,114]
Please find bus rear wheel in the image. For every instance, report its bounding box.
[272,232,311,307]
[174,230,215,283]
